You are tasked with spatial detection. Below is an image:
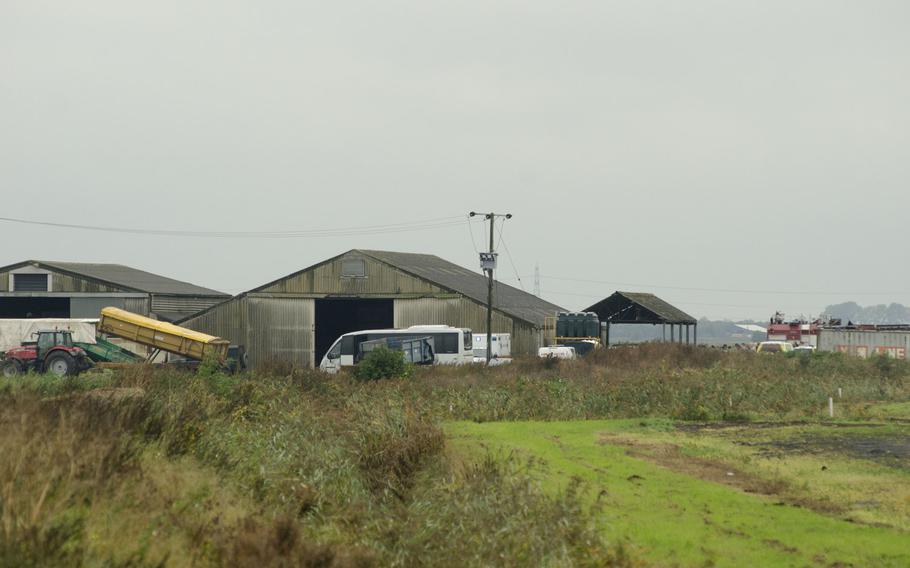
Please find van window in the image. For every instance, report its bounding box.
[430,332,458,353]
[327,341,341,359]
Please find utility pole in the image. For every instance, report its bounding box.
[469,211,512,364]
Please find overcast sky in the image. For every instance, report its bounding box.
[2,1,908,321]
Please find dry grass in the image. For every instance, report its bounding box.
[0,394,144,566]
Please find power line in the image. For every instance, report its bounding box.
[529,274,907,297]
[538,289,825,311]
[0,215,479,239]
[496,221,525,292]
[466,215,481,253]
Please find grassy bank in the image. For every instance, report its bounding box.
[449,419,910,567]
[0,345,908,566]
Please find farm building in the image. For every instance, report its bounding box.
[0,260,229,321]
[178,249,565,368]
[585,291,698,345]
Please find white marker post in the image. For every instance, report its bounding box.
[828,397,834,418]
[838,387,842,398]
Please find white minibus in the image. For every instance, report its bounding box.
[319,325,473,373]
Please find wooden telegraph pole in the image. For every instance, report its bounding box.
[469,212,512,364]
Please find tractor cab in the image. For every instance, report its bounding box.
[1,330,92,377]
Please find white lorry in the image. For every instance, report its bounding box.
[472,333,512,365]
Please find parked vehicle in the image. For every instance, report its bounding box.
[98,307,229,362]
[1,330,94,377]
[320,325,473,373]
[756,341,794,354]
[538,345,577,360]
[472,333,512,365]
[0,308,236,376]
[793,345,816,354]
[359,336,436,365]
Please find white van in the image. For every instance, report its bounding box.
[538,345,577,359]
[319,325,473,373]
[472,333,512,363]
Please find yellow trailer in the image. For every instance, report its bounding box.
[98,307,229,361]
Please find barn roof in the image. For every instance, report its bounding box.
[178,249,565,327]
[0,260,228,297]
[358,250,564,327]
[584,291,696,325]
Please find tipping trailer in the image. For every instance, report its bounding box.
[98,307,229,362]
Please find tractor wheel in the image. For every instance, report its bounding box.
[1,360,22,378]
[45,352,76,377]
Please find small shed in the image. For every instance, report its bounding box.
[584,291,698,345]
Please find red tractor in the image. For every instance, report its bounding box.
[1,330,93,377]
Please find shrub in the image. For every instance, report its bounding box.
[353,347,412,381]
[197,351,223,377]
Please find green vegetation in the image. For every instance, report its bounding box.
[449,420,910,567]
[0,344,908,566]
[353,346,413,381]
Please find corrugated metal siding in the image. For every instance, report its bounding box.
[260,254,446,296]
[181,299,247,347]
[52,273,124,293]
[123,297,151,316]
[394,297,510,333]
[394,298,543,356]
[245,297,314,368]
[180,296,315,368]
[818,329,910,360]
[151,295,224,313]
[511,320,544,356]
[0,273,8,292]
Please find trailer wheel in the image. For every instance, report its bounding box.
[45,352,76,376]
[1,360,22,378]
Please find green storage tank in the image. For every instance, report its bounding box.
[556,312,569,337]
[585,312,600,338]
[569,312,582,337]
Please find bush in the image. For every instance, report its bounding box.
[353,347,412,381]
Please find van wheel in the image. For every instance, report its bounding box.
[45,352,76,376]
[1,360,22,378]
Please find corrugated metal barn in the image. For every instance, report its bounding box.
[0,260,230,321]
[178,249,565,368]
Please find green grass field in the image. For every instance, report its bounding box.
[449,417,910,567]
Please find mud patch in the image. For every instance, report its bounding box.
[741,433,910,471]
[674,421,910,471]
[674,421,884,433]
[598,434,844,515]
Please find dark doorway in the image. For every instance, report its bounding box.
[0,297,71,318]
[315,298,394,363]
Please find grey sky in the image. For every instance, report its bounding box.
[2,1,908,320]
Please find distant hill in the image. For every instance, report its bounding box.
[823,302,910,325]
